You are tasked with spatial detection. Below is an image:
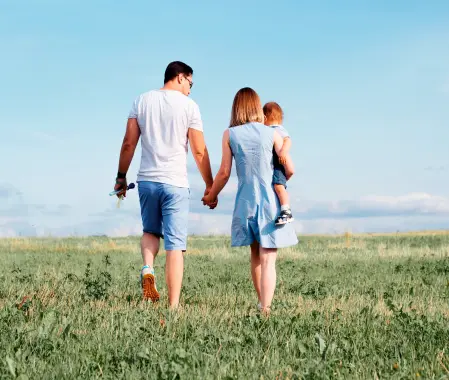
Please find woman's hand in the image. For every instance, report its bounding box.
[278,149,287,165]
[203,188,218,209]
[274,131,294,178]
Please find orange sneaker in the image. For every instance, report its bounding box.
[140,265,160,302]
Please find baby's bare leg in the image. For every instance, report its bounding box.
[274,184,290,206]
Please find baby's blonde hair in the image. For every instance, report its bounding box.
[263,102,284,125]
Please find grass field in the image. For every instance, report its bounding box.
[1,233,449,379]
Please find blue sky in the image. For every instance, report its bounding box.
[1,0,448,236]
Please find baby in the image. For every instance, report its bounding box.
[263,102,294,225]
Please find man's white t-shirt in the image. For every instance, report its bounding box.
[128,89,203,188]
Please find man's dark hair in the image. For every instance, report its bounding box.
[164,61,193,84]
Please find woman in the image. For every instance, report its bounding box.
[202,87,298,313]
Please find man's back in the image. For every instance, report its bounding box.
[129,89,203,188]
[115,60,214,308]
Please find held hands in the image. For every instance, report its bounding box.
[202,194,218,209]
[202,187,218,209]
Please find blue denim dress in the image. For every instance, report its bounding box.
[229,122,298,248]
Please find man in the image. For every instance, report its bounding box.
[113,61,215,308]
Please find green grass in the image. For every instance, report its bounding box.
[1,233,449,379]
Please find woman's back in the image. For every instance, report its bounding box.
[201,86,298,313]
[229,122,274,191]
[228,122,298,248]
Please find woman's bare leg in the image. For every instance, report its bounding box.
[259,247,277,313]
[250,241,261,303]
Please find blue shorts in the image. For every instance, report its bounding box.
[273,168,287,188]
[272,150,287,188]
[138,181,190,251]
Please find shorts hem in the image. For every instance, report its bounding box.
[143,230,163,239]
[231,237,259,247]
[231,239,299,249]
[260,240,299,249]
[273,182,287,188]
[165,245,187,251]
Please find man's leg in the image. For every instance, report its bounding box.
[250,241,261,304]
[141,232,160,267]
[259,246,277,313]
[138,182,163,302]
[161,185,190,309]
[165,250,184,308]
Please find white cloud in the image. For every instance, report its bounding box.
[361,193,449,213]
[188,212,231,235]
[292,192,449,219]
[0,228,18,238]
[186,193,449,236]
[105,222,143,237]
[292,215,449,235]
[1,182,448,237]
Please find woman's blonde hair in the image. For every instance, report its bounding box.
[229,87,264,127]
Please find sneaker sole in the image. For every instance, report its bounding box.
[142,273,160,302]
[275,218,294,226]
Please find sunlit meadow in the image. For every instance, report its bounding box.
[1,232,449,379]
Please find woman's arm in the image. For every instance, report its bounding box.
[202,129,233,207]
[282,137,292,153]
[274,131,295,180]
[278,137,291,165]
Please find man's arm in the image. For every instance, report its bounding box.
[188,129,214,190]
[118,118,140,173]
[202,130,232,208]
[114,118,140,196]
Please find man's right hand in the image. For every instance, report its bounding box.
[114,178,127,198]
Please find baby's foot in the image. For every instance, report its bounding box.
[275,209,294,225]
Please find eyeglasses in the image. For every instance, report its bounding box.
[183,76,193,89]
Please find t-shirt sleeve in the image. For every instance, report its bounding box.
[188,100,203,132]
[128,97,139,119]
[276,126,290,138]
